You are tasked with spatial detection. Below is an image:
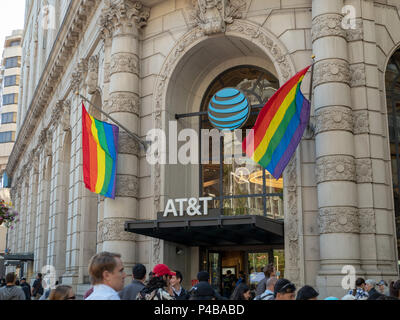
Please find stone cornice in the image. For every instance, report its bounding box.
[6,0,100,178]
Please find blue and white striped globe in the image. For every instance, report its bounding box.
[207,88,250,131]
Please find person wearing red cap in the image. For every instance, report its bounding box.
[136,264,176,300]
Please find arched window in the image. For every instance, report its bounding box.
[200,66,283,218]
[386,50,400,254]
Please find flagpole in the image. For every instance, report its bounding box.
[77,92,149,150]
[306,55,316,138]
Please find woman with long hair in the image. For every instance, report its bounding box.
[389,280,400,299]
[48,285,75,300]
[230,283,251,300]
[137,264,175,300]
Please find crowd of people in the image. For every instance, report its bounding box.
[1,252,399,301]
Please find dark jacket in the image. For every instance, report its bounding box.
[0,285,26,300]
[255,277,268,296]
[20,283,31,300]
[32,279,44,297]
[367,288,383,300]
[119,279,145,300]
[189,281,226,300]
[173,286,190,300]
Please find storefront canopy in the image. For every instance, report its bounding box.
[2,253,34,261]
[125,215,284,247]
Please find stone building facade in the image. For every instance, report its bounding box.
[4,0,400,298]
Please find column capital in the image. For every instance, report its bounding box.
[99,0,150,37]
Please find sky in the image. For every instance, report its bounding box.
[0,0,26,56]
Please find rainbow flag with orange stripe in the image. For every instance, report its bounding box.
[243,66,311,179]
[82,103,119,199]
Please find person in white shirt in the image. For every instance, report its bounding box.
[85,251,127,300]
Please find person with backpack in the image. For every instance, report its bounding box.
[20,278,31,300]
[31,273,44,300]
[254,277,277,300]
[0,272,26,300]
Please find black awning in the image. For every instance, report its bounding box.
[2,253,34,261]
[125,215,284,247]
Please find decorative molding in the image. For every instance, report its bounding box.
[188,0,247,35]
[355,158,373,183]
[104,63,111,83]
[87,55,99,94]
[313,59,350,88]
[119,131,140,155]
[107,92,140,115]
[315,106,353,134]
[318,207,359,234]
[359,208,376,234]
[62,99,71,132]
[50,100,65,127]
[110,52,139,75]
[312,13,346,42]
[316,155,356,183]
[100,218,136,242]
[152,238,161,266]
[115,174,138,198]
[350,63,366,87]
[71,58,89,92]
[353,110,369,135]
[346,18,363,42]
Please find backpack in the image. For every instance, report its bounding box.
[33,279,44,296]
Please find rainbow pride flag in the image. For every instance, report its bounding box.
[82,103,119,199]
[242,66,311,179]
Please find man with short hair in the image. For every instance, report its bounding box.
[85,251,127,300]
[119,263,146,300]
[296,285,319,300]
[255,276,277,300]
[170,270,190,300]
[255,263,276,296]
[273,278,296,300]
[366,279,383,300]
[20,278,31,300]
[31,273,44,300]
[0,272,26,300]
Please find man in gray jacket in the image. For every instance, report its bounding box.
[119,263,146,300]
[0,272,26,300]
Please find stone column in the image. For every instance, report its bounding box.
[99,0,149,272]
[312,0,361,297]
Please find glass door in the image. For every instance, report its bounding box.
[208,251,222,293]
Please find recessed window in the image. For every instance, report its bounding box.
[9,41,20,47]
[1,112,17,124]
[2,93,17,105]
[0,131,15,143]
[3,75,17,87]
[4,57,19,69]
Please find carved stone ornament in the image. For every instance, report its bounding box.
[107,92,140,115]
[355,158,372,183]
[353,110,369,135]
[119,131,140,155]
[316,155,356,183]
[87,55,99,94]
[346,19,363,42]
[110,53,139,75]
[188,0,247,35]
[62,100,71,132]
[359,208,376,234]
[100,218,136,242]
[312,13,347,42]
[99,0,150,36]
[318,207,359,234]
[350,63,366,87]
[51,100,64,126]
[153,238,161,265]
[45,130,53,157]
[313,59,350,88]
[115,174,139,198]
[315,106,353,134]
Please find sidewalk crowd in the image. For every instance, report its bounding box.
[0,251,399,301]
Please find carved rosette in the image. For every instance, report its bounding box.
[350,63,366,87]
[315,106,353,134]
[107,92,140,115]
[353,110,369,135]
[119,131,140,155]
[355,159,372,183]
[359,209,376,234]
[313,59,350,88]
[316,155,356,183]
[312,13,346,42]
[318,207,359,234]
[115,174,139,198]
[100,218,136,242]
[110,53,139,75]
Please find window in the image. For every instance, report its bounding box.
[2,93,17,105]
[0,131,15,143]
[9,41,20,47]
[200,66,282,218]
[3,75,17,87]
[1,112,17,124]
[4,57,19,69]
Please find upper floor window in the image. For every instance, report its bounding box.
[1,112,17,124]
[3,75,17,87]
[9,41,20,47]
[0,131,15,143]
[4,57,20,69]
[2,93,17,105]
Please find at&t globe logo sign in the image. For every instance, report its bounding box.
[207,88,250,131]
